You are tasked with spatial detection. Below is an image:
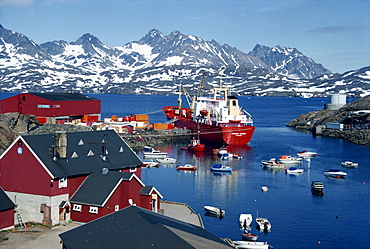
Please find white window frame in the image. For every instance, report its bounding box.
[59,178,67,188]
[89,206,98,214]
[73,204,81,212]
[129,167,137,172]
[115,205,119,211]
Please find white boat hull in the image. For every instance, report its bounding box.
[233,241,269,249]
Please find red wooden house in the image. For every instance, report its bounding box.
[0,130,162,226]
[0,187,16,230]
[0,92,101,124]
[69,171,162,223]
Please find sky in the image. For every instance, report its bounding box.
[0,0,369,74]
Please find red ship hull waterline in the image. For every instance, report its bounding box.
[163,74,255,146]
[163,106,255,146]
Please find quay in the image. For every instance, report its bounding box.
[120,128,193,150]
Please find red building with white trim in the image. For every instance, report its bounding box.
[0,130,162,226]
[0,92,101,124]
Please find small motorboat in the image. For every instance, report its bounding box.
[324,169,347,178]
[156,157,176,164]
[297,150,317,157]
[142,161,160,168]
[239,214,253,228]
[242,232,259,241]
[143,148,168,158]
[341,161,359,168]
[187,138,205,152]
[261,158,285,169]
[232,154,243,159]
[233,241,270,249]
[285,166,304,174]
[177,164,197,171]
[204,205,225,217]
[210,164,233,172]
[255,217,271,231]
[261,186,268,192]
[311,181,324,195]
[278,155,302,164]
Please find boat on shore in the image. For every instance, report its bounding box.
[204,206,225,217]
[162,73,255,146]
[233,241,270,249]
[176,164,197,171]
[341,161,359,168]
[210,164,233,172]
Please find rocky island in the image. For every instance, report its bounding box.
[287,95,370,146]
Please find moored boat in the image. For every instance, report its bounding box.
[239,214,253,228]
[341,161,359,168]
[143,148,167,158]
[187,137,205,152]
[142,161,160,168]
[204,205,225,217]
[285,166,304,174]
[242,232,259,241]
[210,164,233,172]
[297,150,317,157]
[278,155,302,164]
[255,217,271,231]
[162,74,255,145]
[324,169,347,177]
[261,158,285,169]
[233,241,270,249]
[176,164,197,171]
[311,181,324,195]
[156,157,176,164]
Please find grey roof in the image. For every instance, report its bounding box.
[70,171,137,207]
[29,92,99,102]
[0,187,15,212]
[59,205,233,249]
[140,185,156,196]
[22,130,143,178]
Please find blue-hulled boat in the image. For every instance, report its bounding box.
[210,164,233,172]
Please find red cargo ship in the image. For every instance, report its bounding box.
[163,76,255,145]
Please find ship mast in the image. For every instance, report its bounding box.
[177,83,182,109]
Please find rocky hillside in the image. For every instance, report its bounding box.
[287,95,370,146]
[0,113,91,155]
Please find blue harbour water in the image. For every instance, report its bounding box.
[1,93,369,248]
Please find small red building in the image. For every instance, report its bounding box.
[0,187,16,230]
[0,130,161,226]
[0,92,101,124]
[69,171,162,223]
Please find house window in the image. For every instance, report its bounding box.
[89,206,98,214]
[59,178,67,188]
[73,204,82,212]
[115,205,119,211]
[130,167,137,172]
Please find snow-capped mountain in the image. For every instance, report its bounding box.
[249,44,331,79]
[0,25,369,97]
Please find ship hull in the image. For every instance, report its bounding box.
[172,117,255,145]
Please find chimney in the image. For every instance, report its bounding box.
[56,131,67,158]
